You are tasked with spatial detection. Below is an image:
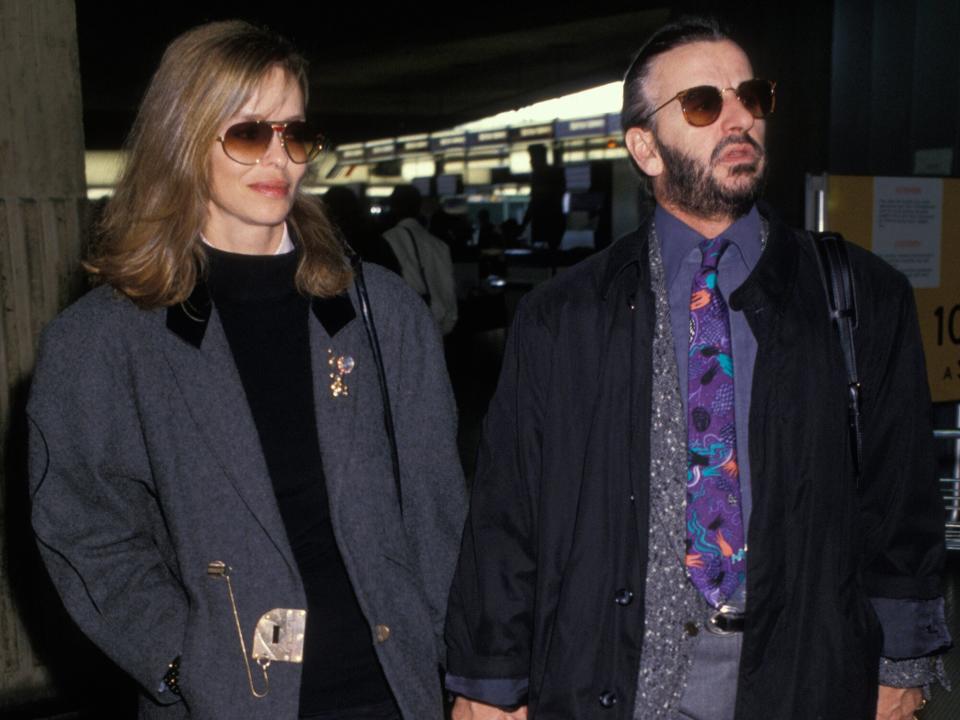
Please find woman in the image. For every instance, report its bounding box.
[28,20,466,720]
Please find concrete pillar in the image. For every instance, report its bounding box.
[0,0,87,707]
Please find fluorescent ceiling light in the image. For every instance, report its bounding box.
[458,81,622,132]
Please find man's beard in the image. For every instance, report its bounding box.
[655,133,766,221]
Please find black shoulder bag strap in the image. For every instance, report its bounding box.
[402,226,433,306]
[293,214,402,513]
[809,231,863,487]
[348,249,404,515]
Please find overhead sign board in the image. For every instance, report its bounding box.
[366,142,396,160]
[556,116,607,139]
[509,123,555,143]
[467,129,509,147]
[397,136,430,155]
[606,112,622,135]
[337,144,364,163]
[430,133,467,153]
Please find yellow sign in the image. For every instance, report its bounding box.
[826,175,960,402]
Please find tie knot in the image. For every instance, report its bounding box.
[698,237,730,271]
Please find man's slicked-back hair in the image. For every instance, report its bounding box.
[621,16,729,134]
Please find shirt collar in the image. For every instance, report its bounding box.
[599,203,798,317]
[655,204,763,288]
[200,222,294,255]
[276,223,295,253]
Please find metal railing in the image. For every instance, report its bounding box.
[936,427,960,551]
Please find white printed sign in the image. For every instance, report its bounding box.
[872,177,942,288]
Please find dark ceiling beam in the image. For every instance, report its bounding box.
[310,9,669,143]
[77,6,671,147]
[313,11,667,84]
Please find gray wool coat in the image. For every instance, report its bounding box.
[28,263,467,719]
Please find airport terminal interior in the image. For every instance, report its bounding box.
[2,1,960,717]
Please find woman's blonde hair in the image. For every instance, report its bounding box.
[87,20,351,307]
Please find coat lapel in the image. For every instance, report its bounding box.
[310,297,359,490]
[162,277,386,572]
[162,302,298,572]
[310,288,404,556]
[310,293,373,523]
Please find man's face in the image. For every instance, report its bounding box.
[630,40,767,222]
[654,122,765,221]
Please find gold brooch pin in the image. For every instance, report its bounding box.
[327,349,355,398]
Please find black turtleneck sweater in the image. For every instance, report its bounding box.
[205,246,394,716]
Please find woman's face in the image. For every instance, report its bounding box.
[204,66,307,254]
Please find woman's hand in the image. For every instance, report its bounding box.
[451,697,528,720]
[876,685,925,720]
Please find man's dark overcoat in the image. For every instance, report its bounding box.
[445,208,946,719]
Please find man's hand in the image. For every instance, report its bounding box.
[876,685,925,720]
[452,697,528,720]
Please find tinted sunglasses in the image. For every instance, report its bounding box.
[216,120,326,165]
[641,79,776,128]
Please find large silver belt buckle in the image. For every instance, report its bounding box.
[707,604,743,636]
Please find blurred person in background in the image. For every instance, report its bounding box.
[323,186,401,275]
[383,185,458,335]
[520,143,566,250]
[475,209,502,250]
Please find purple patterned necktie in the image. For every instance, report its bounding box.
[685,237,746,608]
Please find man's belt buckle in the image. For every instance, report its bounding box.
[707,604,745,636]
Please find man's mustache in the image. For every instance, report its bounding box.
[710,134,764,165]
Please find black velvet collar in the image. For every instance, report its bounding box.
[166,277,356,349]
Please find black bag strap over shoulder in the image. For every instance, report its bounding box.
[301,219,403,512]
[341,245,403,515]
[809,231,863,486]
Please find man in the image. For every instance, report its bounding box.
[383,184,458,335]
[445,17,950,720]
[521,144,567,250]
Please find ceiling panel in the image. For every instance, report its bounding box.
[75,3,668,148]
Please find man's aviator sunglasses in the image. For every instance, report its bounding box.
[216,120,326,165]
[640,79,776,128]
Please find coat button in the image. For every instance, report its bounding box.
[374,624,391,643]
[598,691,618,708]
[684,621,699,637]
[614,588,634,606]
